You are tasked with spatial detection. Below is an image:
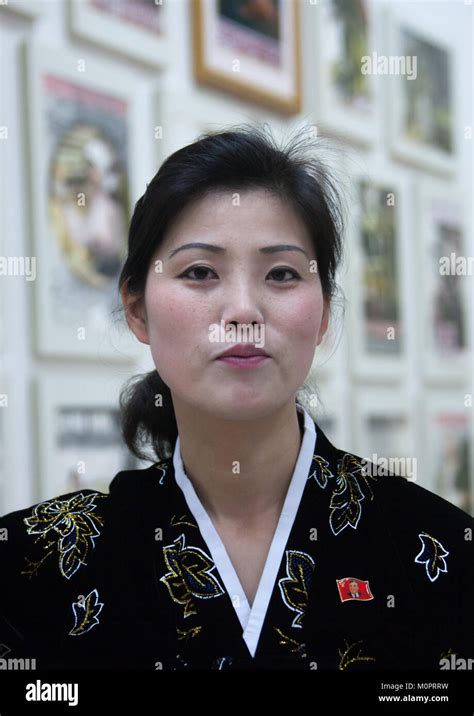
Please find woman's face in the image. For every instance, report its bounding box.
[124,189,329,420]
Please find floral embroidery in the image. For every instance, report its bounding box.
[415,532,449,582]
[308,455,334,489]
[338,639,376,670]
[273,627,307,657]
[278,550,315,628]
[171,514,198,529]
[21,492,106,580]
[329,454,377,536]
[177,626,202,641]
[69,589,104,636]
[309,453,377,535]
[160,534,225,618]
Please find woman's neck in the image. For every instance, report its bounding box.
[172,400,304,526]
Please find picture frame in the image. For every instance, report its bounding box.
[69,0,169,68]
[415,177,470,383]
[24,42,143,361]
[351,386,419,483]
[192,0,302,115]
[422,391,473,515]
[383,5,458,176]
[34,372,140,502]
[303,0,378,147]
[344,153,411,381]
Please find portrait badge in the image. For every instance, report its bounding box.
[336,577,374,602]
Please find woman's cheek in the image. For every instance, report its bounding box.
[149,339,189,391]
[277,293,323,343]
[145,305,208,383]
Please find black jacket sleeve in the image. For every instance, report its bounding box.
[0,489,110,670]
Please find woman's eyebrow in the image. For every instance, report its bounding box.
[167,242,309,259]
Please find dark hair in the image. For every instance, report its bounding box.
[117,123,345,463]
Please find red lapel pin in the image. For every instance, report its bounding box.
[336,577,374,602]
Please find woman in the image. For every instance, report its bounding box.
[0,126,472,672]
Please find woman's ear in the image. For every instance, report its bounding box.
[120,280,150,345]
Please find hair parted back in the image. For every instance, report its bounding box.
[117,122,345,463]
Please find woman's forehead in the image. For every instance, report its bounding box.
[159,189,314,255]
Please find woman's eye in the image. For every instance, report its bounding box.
[179,266,217,281]
[268,268,301,282]
[178,266,301,282]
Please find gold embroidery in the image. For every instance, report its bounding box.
[160,534,225,618]
[177,626,203,641]
[309,455,334,489]
[415,532,449,582]
[338,638,376,670]
[69,589,104,636]
[278,550,315,627]
[329,454,377,535]
[274,627,307,657]
[171,514,198,529]
[22,492,106,580]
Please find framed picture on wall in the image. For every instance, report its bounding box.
[34,373,140,502]
[344,155,411,380]
[70,0,168,68]
[24,43,142,361]
[384,7,457,175]
[192,0,302,114]
[305,0,377,146]
[352,386,418,482]
[415,179,470,382]
[422,392,472,515]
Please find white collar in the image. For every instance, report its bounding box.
[172,404,317,658]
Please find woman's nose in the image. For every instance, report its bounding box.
[219,280,265,327]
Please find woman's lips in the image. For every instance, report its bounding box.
[216,355,270,369]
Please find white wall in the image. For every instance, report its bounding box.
[0,0,472,513]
